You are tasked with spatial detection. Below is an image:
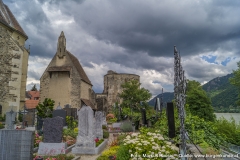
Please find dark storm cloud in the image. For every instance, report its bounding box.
[6,0,57,58]
[4,0,240,94]
[60,0,240,58]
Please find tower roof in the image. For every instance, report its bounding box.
[0,0,27,38]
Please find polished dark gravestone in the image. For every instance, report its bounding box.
[167,102,176,138]
[43,116,63,143]
[53,109,67,126]
[0,130,34,160]
[63,108,77,119]
[141,108,147,126]
[38,116,66,155]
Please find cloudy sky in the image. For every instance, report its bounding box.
[5,0,240,97]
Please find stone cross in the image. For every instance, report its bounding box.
[5,109,16,129]
[43,116,63,143]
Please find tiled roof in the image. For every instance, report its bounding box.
[25,100,39,109]
[0,1,27,37]
[81,98,96,110]
[28,91,40,99]
[68,51,92,85]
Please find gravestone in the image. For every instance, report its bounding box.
[72,105,96,154]
[5,109,17,129]
[64,108,77,119]
[36,116,44,131]
[141,108,147,126]
[0,130,34,160]
[102,112,107,126]
[38,116,66,155]
[53,108,67,126]
[94,111,103,139]
[167,102,176,138]
[43,116,63,143]
[64,104,71,108]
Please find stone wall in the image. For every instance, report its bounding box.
[103,70,140,112]
[0,25,29,115]
[40,54,82,108]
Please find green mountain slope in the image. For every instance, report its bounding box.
[148,92,174,107]
[202,73,238,111]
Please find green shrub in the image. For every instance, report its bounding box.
[103,130,109,138]
[0,114,6,121]
[102,125,107,130]
[108,117,117,123]
[116,144,130,160]
[66,116,78,129]
[120,121,133,132]
[63,128,78,138]
[97,146,119,160]
[117,134,127,145]
[0,122,4,129]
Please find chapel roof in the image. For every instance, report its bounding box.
[67,51,92,85]
[81,98,96,110]
[0,0,27,38]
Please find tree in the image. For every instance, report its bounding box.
[31,84,38,91]
[185,80,215,121]
[229,61,240,106]
[36,98,55,118]
[119,80,152,111]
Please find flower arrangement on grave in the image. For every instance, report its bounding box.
[62,128,77,146]
[106,114,117,123]
[34,132,43,148]
[96,138,104,147]
[33,154,74,160]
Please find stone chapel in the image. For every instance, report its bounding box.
[40,32,96,109]
[0,0,29,115]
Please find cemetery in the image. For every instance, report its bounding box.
[0,47,239,160]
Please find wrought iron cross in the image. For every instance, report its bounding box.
[174,46,187,158]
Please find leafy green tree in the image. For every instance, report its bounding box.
[31,84,38,91]
[119,80,152,125]
[119,80,151,111]
[229,61,240,106]
[186,80,215,121]
[36,98,55,118]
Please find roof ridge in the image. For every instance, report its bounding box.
[0,2,27,38]
[67,51,92,85]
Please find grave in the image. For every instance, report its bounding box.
[94,111,103,139]
[0,130,34,160]
[36,116,44,132]
[102,112,107,126]
[38,116,67,155]
[64,107,78,120]
[53,108,67,126]
[72,105,107,154]
[5,109,17,129]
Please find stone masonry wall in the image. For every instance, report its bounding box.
[40,53,82,109]
[103,70,140,112]
[0,25,25,114]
